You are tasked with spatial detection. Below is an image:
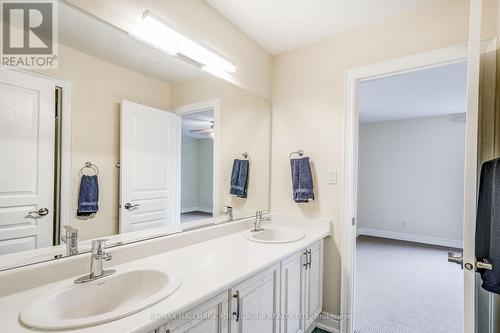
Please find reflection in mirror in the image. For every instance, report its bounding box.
[0,2,271,270]
[180,110,215,223]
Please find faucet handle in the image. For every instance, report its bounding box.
[63,225,78,236]
[91,239,108,254]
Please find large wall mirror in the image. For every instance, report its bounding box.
[0,1,271,270]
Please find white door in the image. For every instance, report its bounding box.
[231,264,281,333]
[462,0,483,331]
[119,100,180,233]
[0,69,55,254]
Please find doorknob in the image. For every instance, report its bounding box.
[124,203,140,210]
[28,208,49,217]
[448,252,491,271]
[476,258,493,271]
[448,251,464,269]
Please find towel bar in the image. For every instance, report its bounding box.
[289,149,304,159]
[80,161,99,176]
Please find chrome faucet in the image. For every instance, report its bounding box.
[74,239,115,284]
[61,225,79,256]
[223,205,233,222]
[253,210,269,232]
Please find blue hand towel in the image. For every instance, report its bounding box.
[77,175,99,216]
[230,159,249,198]
[476,157,500,294]
[290,157,314,203]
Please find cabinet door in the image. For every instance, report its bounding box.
[304,241,323,329]
[158,292,228,333]
[230,264,281,333]
[281,251,306,333]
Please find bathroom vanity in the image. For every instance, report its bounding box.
[0,215,330,333]
[156,242,323,333]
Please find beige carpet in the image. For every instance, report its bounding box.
[180,211,213,223]
[355,236,463,333]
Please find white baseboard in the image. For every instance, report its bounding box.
[316,312,340,332]
[197,207,213,213]
[357,228,462,248]
[181,207,213,214]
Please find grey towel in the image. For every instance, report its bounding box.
[290,157,314,203]
[476,157,500,294]
[77,175,99,216]
[230,159,249,198]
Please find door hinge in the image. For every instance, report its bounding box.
[352,218,356,225]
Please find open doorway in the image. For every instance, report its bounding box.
[180,109,215,223]
[354,61,467,332]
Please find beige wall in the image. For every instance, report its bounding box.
[271,0,498,314]
[171,77,271,215]
[39,44,171,240]
[65,0,272,99]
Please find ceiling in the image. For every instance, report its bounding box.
[182,110,215,139]
[60,3,208,83]
[204,0,442,54]
[358,61,467,124]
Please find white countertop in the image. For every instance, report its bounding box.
[0,216,330,333]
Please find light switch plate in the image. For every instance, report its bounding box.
[327,169,337,185]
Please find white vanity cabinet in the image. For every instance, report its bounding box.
[156,292,229,333]
[281,240,323,333]
[281,251,305,333]
[150,240,323,333]
[230,263,281,333]
[303,241,323,329]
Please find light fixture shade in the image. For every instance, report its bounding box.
[134,11,236,74]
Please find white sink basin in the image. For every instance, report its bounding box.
[20,268,182,330]
[244,227,305,244]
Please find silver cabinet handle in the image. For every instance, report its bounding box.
[28,208,49,216]
[232,290,241,322]
[307,249,312,269]
[124,203,140,210]
[303,250,309,269]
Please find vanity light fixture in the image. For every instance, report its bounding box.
[135,10,236,74]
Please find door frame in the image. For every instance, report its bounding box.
[174,99,221,219]
[340,36,496,333]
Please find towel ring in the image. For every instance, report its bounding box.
[80,161,99,177]
[289,150,304,159]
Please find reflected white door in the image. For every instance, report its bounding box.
[120,100,180,233]
[0,69,55,254]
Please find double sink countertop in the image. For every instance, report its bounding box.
[0,215,331,333]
